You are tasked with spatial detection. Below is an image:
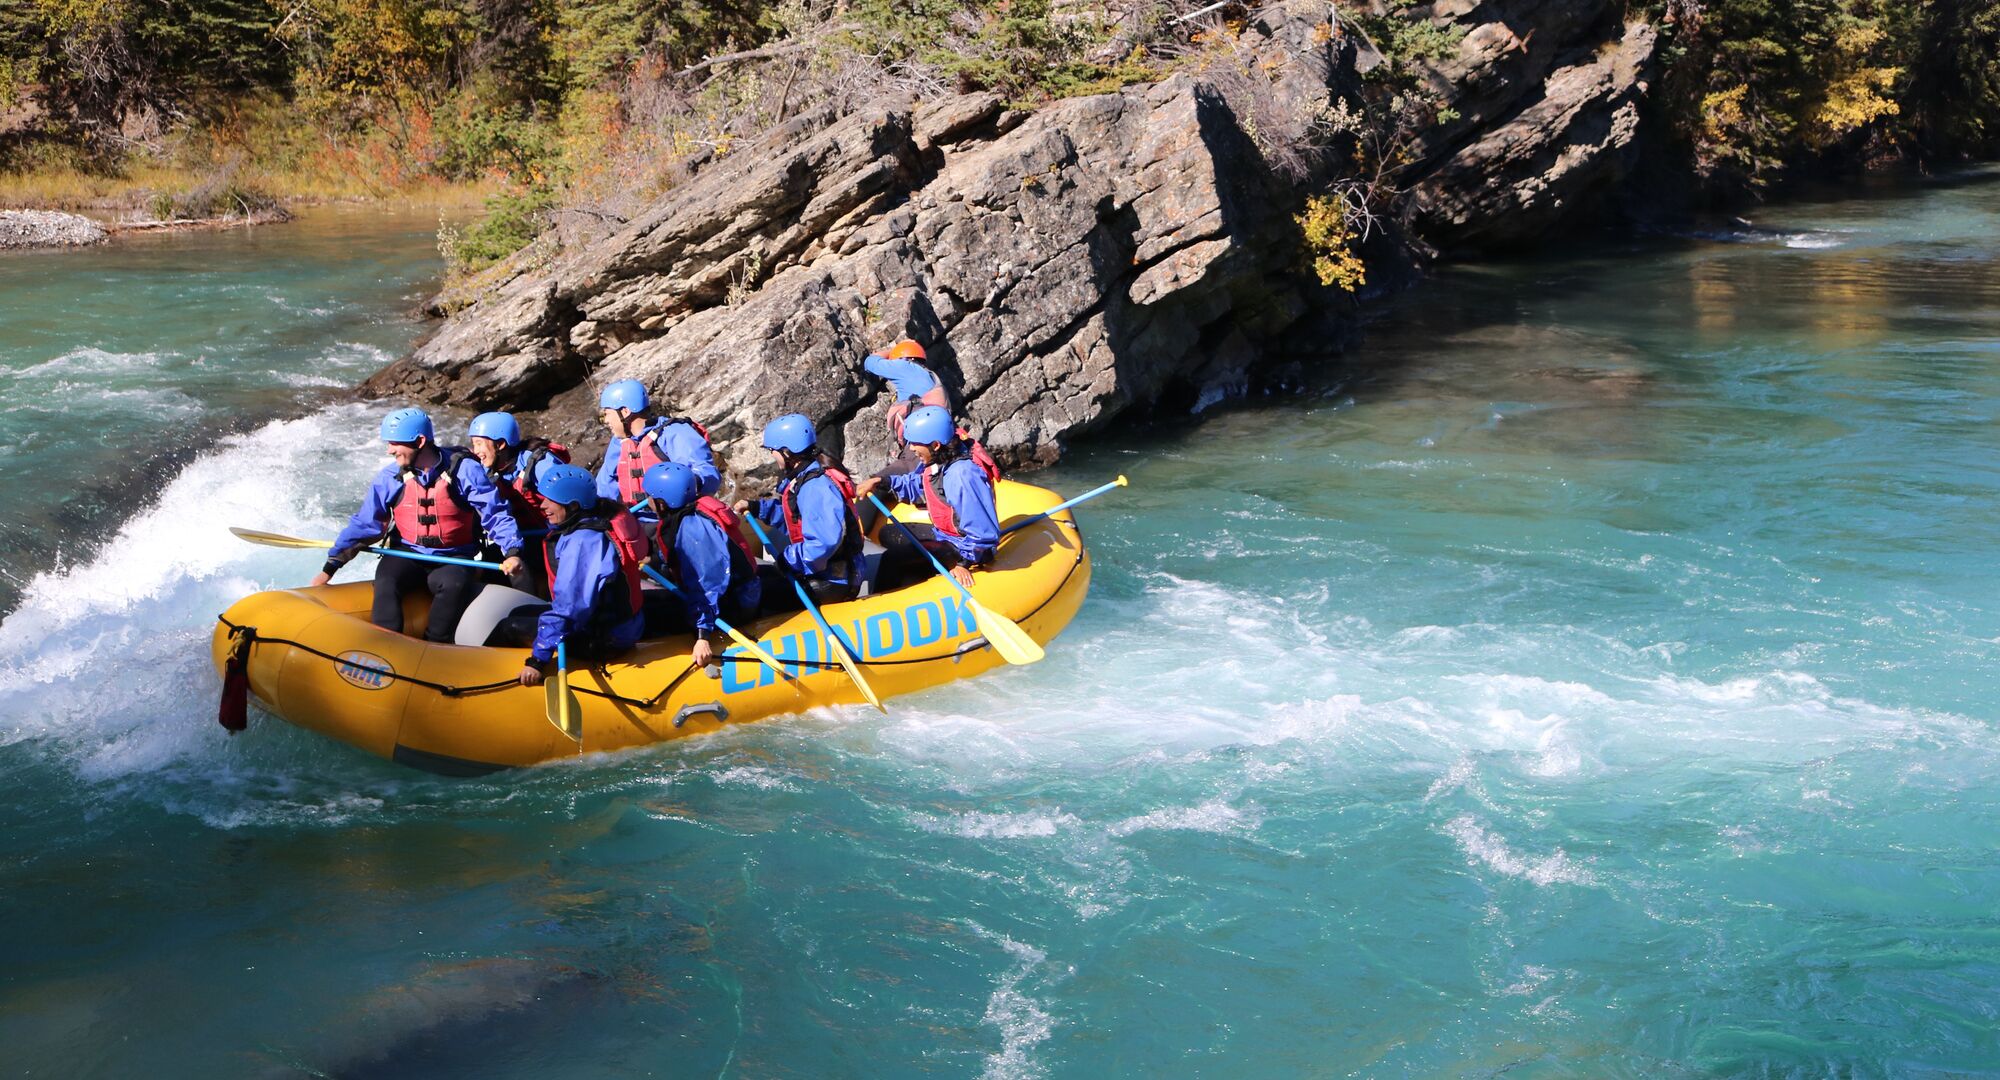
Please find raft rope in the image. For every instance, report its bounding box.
[212,513,1087,711]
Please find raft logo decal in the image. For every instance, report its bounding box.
[718,595,981,694]
[335,650,395,690]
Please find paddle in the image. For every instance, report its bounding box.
[628,497,790,683]
[864,493,1043,666]
[740,513,883,712]
[545,640,581,742]
[638,564,796,685]
[230,527,500,574]
[1001,475,1129,536]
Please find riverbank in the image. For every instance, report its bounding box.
[0,156,496,239]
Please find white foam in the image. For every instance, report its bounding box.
[78,385,204,417]
[973,929,1058,1080]
[2,405,379,637]
[1106,798,1255,837]
[279,372,349,389]
[926,810,1082,839]
[710,766,801,792]
[0,404,386,787]
[14,347,167,379]
[1442,814,1597,887]
[1425,757,1477,802]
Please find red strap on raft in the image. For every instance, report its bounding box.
[218,625,254,733]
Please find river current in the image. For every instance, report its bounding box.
[2,176,1998,1076]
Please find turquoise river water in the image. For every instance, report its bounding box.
[3,176,2000,1076]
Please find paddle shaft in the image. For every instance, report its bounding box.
[638,564,767,661]
[356,545,500,573]
[741,514,866,661]
[863,493,1042,667]
[557,640,572,737]
[1000,476,1127,536]
[866,493,981,605]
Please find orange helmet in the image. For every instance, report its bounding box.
[885,339,927,361]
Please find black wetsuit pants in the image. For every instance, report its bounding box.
[371,556,481,642]
[872,523,965,593]
[756,564,857,615]
[484,605,630,664]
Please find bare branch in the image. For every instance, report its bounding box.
[678,25,860,77]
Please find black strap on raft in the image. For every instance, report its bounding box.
[210,528,1085,718]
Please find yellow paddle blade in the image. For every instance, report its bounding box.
[229,526,334,550]
[967,596,1044,665]
[721,624,799,688]
[545,677,582,742]
[824,630,885,712]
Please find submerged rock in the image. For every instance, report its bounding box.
[0,210,108,249]
[363,0,1660,481]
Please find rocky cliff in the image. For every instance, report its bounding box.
[361,0,1656,484]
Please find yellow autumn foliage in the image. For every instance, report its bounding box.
[1809,26,1900,145]
[1297,194,1366,292]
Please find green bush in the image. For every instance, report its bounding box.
[451,184,556,270]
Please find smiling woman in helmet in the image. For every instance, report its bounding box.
[466,410,571,590]
[854,404,1001,593]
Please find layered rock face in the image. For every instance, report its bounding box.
[362,0,1656,483]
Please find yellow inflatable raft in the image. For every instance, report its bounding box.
[211,480,1091,774]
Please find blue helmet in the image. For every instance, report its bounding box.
[537,463,598,510]
[381,407,434,444]
[901,405,955,447]
[642,462,699,510]
[599,379,649,414]
[762,413,817,454]
[467,411,521,446]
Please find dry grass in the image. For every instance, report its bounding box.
[0,148,498,214]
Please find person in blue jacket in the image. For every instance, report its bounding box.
[640,462,761,669]
[862,338,952,478]
[733,413,865,612]
[312,407,524,641]
[593,379,720,514]
[466,410,568,591]
[854,405,1001,592]
[489,464,647,685]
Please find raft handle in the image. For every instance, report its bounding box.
[952,637,989,663]
[673,702,729,729]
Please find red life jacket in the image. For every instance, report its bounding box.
[780,460,857,543]
[615,417,710,505]
[495,441,571,531]
[695,496,758,571]
[887,393,1002,483]
[544,506,647,621]
[885,384,952,441]
[778,458,865,575]
[963,431,1001,483]
[389,447,479,549]
[920,456,994,539]
[656,496,758,583]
